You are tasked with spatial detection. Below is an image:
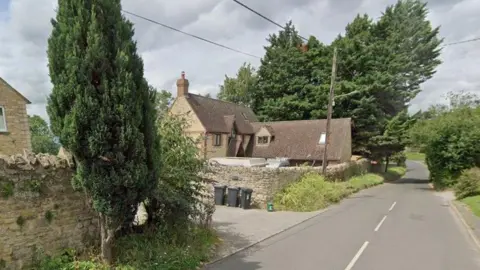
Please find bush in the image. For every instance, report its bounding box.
[36,225,217,270]
[274,172,388,212]
[412,105,480,188]
[454,167,480,199]
[392,152,407,166]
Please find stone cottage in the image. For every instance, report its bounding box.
[0,77,32,155]
[169,72,352,165]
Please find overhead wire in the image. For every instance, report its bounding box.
[231,0,309,42]
[121,9,261,59]
[442,37,480,47]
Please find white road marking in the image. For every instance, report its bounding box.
[389,201,397,212]
[345,241,369,270]
[374,215,388,232]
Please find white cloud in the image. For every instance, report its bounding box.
[0,0,479,120]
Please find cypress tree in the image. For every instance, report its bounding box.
[47,0,158,263]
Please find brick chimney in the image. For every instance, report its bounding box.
[176,71,189,97]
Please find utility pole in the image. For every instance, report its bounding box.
[322,47,338,175]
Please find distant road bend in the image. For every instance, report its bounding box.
[208,161,480,270]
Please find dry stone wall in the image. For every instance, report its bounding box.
[0,152,98,270]
[201,159,370,208]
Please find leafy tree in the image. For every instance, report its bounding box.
[29,115,60,154]
[369,110,413,170]
[218,63,257,108]
[146,114,206,229]
[202,93,212,98]
[153,88,173,122]
[410,92,480,188]
[47,0,158,263]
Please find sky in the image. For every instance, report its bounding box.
[0,0,479,121]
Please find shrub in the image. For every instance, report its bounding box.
[274,172,388,212]
[454,167,480,199]
[392,152,407,166]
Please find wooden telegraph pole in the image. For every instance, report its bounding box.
[322,47,338,175]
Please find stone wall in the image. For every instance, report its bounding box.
[200,159,370,208]
[0,152,98,270]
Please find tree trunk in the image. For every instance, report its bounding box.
[385,156,390,173]
[100,214,114,265]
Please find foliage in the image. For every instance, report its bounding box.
[47,0,159,262]
[461,195,480,218]
[391,151,407,166]
[37,226,217,270]
[153,89,173,122]
[275,165,407,212]
[454,167,480,200]
[245,1,441,157]
[405,151,425,162]
[29,115,60,155]
[410,93,480,188]
[16,216,25,227]
[45,210,54,223]
[369,110,414,166]
[218,63,258,108]
[145,113,206,230]
[384,166,407,182]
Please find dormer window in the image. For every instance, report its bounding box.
[319,132,326,144]
[257,136,269,145]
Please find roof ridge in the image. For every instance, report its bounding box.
[188,93,252,109]
[252,118,351,124]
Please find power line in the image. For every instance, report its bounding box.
[122,9,261,59]
[231,0,309,42]
[443,37,480,47]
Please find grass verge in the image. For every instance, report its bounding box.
[461,195,480,218]
[36,225,217,270]
[405,151,425,162]
[274,167,406,212]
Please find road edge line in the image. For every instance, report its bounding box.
[450,200,480,252]
[206,207,330,266]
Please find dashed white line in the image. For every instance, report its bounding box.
[345,241,369,270]
[374,215,387,232]
[389,201,397,212]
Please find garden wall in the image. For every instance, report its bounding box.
[200,159,370,208]
[0,152,98,270]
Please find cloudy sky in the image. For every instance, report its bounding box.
[0,0,479,121]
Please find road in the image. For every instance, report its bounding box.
[207,161,480,270]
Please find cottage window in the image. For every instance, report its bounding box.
[257,136,269,144]
[0,106,7,132]
[213,134,222,146]
[319,132,326,144]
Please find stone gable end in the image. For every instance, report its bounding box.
[0,81,32,155]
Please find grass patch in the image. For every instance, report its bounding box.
[405,151,425,161]
[36,225,217,270]
[384,166,407,182]
[461,195,480,218]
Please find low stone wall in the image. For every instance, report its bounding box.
[0,153,98,270]
[200,159,370,208]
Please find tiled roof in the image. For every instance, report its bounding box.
[250,118,351,161]
[186,94,258,134]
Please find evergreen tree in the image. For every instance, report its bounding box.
[253,21,314,121]
[47,0,158,263]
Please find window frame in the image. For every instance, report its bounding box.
[213,134,222,146]
[257,136,269,145]
[0,106,7,132]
